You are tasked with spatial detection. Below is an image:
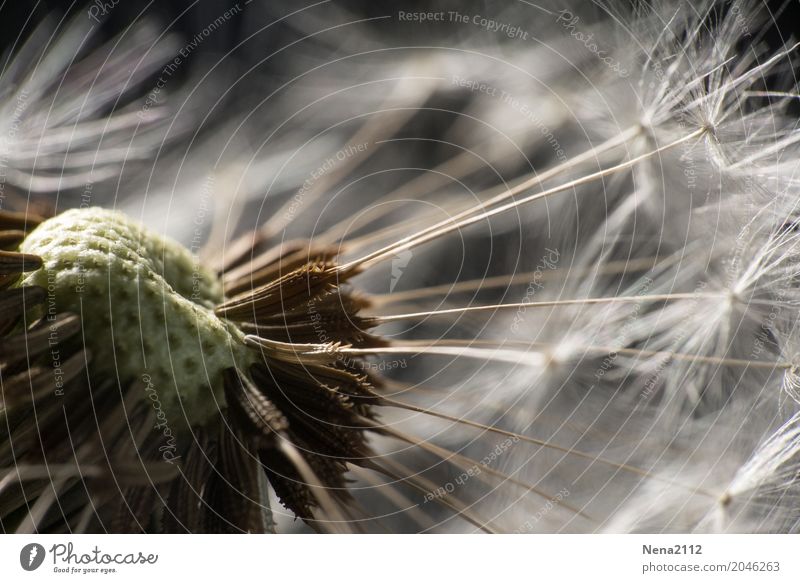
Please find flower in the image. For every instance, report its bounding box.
[3,0,800,534]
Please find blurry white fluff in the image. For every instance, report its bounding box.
[311,0,800,533]
[0,14,182,194]
[458,0,800,532]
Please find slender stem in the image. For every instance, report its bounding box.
[340,345,547,366]
[371,292,721,324]
[388,338,791,370]
[371,257,663,306]
[372,421,595,522]
[379,397,716,498]
[364,458,499,533]
[341,127,704,271]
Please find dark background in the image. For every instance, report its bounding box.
[2,1,798,72]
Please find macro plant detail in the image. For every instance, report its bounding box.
[1,0,800,535]
[1,205,382,532]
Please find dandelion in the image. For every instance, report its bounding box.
[2,0,800,534]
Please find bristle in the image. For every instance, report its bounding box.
[5,0,800,535]
[216,261,349,320]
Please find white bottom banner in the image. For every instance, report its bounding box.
[1,534,797,582]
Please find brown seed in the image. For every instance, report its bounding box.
[0,250,43,275]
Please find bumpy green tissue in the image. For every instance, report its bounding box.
[20,207,251,429]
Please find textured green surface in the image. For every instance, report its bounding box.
[20,207,251,429]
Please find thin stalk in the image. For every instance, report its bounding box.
[371,292,721,324]
[340,128,704,272]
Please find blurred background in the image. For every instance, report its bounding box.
[2,1,800,532]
